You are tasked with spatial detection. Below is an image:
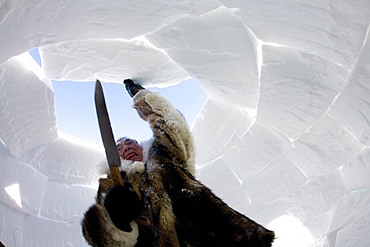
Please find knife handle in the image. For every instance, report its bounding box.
[110,166,124,186]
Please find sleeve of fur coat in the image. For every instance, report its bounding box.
[82,204,139,247]
[132,89,195,175]
[81,178,139,247]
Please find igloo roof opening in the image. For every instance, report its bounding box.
[1,1,370,247]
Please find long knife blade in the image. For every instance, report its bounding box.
[95,80,124,186]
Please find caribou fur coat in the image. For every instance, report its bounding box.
[82,89,275,247]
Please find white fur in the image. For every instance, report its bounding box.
[120,159,145,175]
[141,91,195,175]
[139,138,154,163]
[109,220,139,246]
[104,209,139,247]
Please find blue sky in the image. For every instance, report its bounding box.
[29,48,207,144]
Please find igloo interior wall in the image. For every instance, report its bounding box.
[1,1,370,246]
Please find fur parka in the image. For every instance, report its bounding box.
[82,89,274,247]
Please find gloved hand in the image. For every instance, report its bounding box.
[104,181,143,232]
[124,79,145,97]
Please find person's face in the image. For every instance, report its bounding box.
[117,138,143,162]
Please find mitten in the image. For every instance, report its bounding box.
[123,79,145,97]
[104,181,142,232]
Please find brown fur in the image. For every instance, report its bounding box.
[82,89,274,246]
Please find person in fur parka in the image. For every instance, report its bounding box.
[81,79,275,247]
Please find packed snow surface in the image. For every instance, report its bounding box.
[1,1,370,246]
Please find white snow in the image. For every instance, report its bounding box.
[1,1,370,246]
[258,45,348,140]
[267,215,315,246]
[40,37,191,87]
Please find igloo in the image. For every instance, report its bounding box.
[1,1,370,246]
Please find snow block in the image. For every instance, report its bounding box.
[192,98,254,166]
[29,137,106,185]
[23,215,89,247]
[220,0,370,69]
[0,0,221,64]
[340,147,370,192]
[197,158,241,197]
[283,170,347,223]
[39,180,96,223]
[328,28,370,145]
[223,122,291,181]
[328,191,370,247]
[40,38,190,87]
[258,44,348,140]
[0,141,48,215]
[147,6,260,109]
[286,114,363,178]
[240,155,307,210]
[0,201,26,247]
[222,188,254,218]
[0,56,58,158]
